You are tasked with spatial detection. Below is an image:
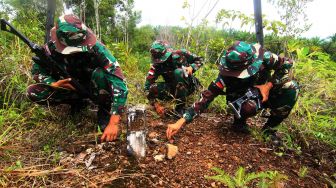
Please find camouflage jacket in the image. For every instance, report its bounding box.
[31,40,127,115]
[183,48,295,123]
[144,49,203,90]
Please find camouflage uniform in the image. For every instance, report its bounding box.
[145,40,203,111]
[183,41,299,134]
[26,15,128,130]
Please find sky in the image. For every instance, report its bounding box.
[134,0,335,39]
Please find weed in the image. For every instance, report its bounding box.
[298,166,309,178]
[206,166,287,188]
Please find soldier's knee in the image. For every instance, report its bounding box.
[26,84,51,102]
[174,68,184,81]
[147,84,159,99]
[281,80,300,106]
[91,68,105,81]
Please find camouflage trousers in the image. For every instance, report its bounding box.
[26,68,128,115]
[184,75,299,128]
[146,68,198,109]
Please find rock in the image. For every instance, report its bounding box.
[197,142,202,146]
[148,131,159,139]
[187,151,192,155]
[150,138,160,144]
[211,182,217,187]
[86,148,93,154]
[166,144,178,159]
[154,154,165,162]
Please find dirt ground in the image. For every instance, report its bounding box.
[54,112,336,188]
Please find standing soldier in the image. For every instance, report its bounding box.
[26,14,128,142]
[166,41,300,145]
[145,40,203,117]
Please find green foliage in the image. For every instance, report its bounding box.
[206,166,288,188]
[291,47,336,146]
[298,166,309,178]
[5,160,23,172]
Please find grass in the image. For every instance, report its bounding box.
[206,166,288,188]
[0,29,335,186]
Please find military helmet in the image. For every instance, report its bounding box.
[149,40,172,63]
[219,41,264,78]
[50,14,96,54]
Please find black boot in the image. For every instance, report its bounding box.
[232,117,250,134]
[262,116,284,146]
[97,108,110,131]
[70,99,88,115]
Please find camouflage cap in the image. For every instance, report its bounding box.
[219,41,264,79]
[50,14,96,54]
[149,40,172,63]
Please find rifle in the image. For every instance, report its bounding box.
[228,87,262,119]
[0,19,92,99]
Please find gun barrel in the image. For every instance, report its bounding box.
[0,19,37,51]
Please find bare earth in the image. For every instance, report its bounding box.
[56,113,335,187]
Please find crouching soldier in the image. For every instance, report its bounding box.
[26,14,128,142]
[166,41,299,145]
[145,40,203,116]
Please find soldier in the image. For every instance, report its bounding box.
[166,41,300,145]
[145,40,203,117]
[26,14,128,142]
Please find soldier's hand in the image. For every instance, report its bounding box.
[51,78,76,91]
[166,118,186,140]
[186,66,193,75]
[101,115,120,142]
[254,82,273,102]
[154,102,165,117]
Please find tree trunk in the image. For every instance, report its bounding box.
[93,0,100,39]
[45,0,56,43]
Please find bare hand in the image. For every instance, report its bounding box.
[154,102,165,117]
[186,66,193,75]
[166,118,186,140]
[254,82,273,102]
[51,78,76,91]
[101,115,120,142]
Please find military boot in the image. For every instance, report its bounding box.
[70,99,88,115]
[232,117,250,134]
[262,116,284,146]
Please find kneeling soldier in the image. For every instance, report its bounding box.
[27,14,128,142]
[166,41,299,145]
[145,40,203,116]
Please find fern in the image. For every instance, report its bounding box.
[206,166,287,188]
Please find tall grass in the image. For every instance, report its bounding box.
[290,47,336,147]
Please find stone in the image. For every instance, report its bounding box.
[187,151,192,155]
[197,142,202,146]
[154,154,165,162]
[166,144,178,159]
[211,182,217,187]
[148,131,159,139]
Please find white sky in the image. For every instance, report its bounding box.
[134,0,335,39]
